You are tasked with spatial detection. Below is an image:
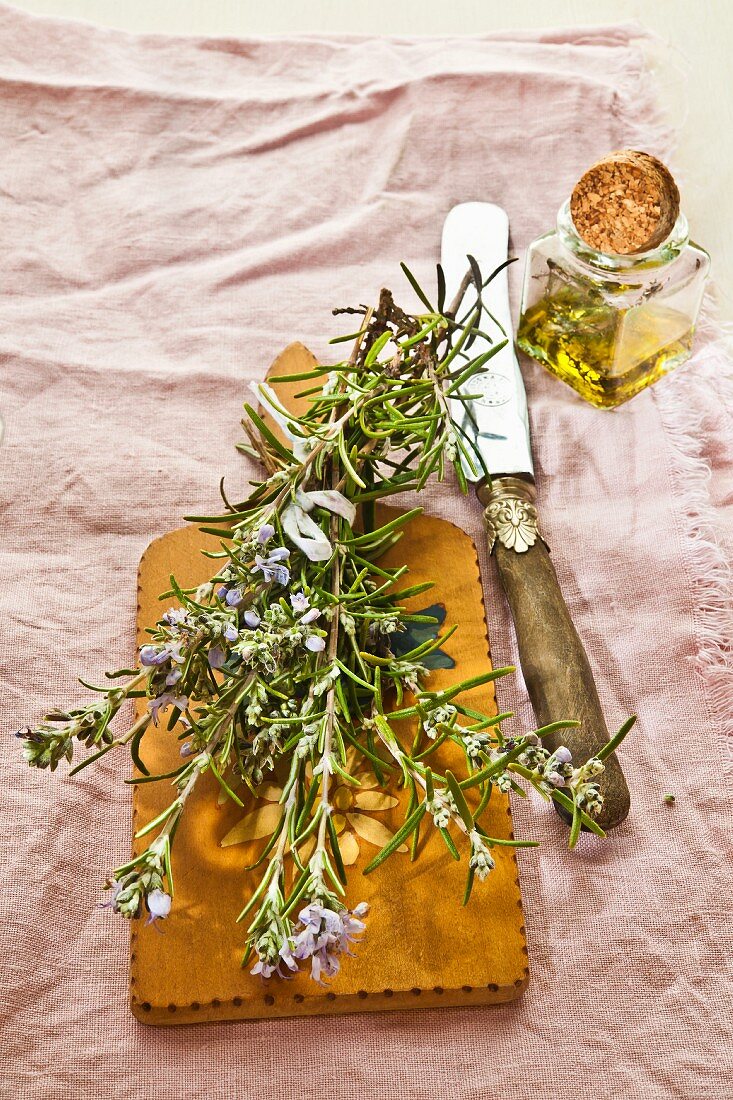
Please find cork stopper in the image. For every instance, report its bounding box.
[569,150,680,255]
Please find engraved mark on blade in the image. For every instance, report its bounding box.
[473,373,513,408]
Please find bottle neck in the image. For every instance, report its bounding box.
[556,199,689,273]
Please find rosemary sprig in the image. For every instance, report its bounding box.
[17,266,633,984]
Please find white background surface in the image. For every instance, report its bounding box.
[10,0,733,320]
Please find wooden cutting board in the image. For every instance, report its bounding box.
[129,344,528,1025]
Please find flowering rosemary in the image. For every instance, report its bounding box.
[17,267,634,984]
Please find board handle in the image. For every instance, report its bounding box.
[480,477,631,831]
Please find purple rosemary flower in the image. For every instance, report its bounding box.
[267,563,290,585]
[243,610,261,629]
[161,608,189,627]
[165,667,182,687]
[290,902,367,990]
[224,623,239,642]
[250,957,277,979]
[257,523,276,544]
[253,549,290,586]
[148,693,189,725]
[290,591,310,613]
[291,901,369,984]
[268,547,290,562]
[310,948,340,984]
[225,588,244,608]
[278,942,299,974]
[140,641,184,668]
[139,645,169,667]
[305,636,325,653]
[300,607,321,625]
[554,746,573,764]
[208,645,225,669]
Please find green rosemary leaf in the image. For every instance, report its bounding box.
[295,781,320,835]
[198,527,235,539]
[439,827,460,860]
[445,770,473,830]
[125,764,188,785]
[476,835,539,848]
[333,658,376,693]
[337,429,366,489]
[77,677,115,694]
[328,330,367,345]
[281,867,314,919]
[459,742,527,790]
[388,581,435,601]
[364,330,392,368]
[462,866,476,907]
[341,726,391,772]
[444,341,508,395]
[166,706,182,732]
[399,262,435,312]
[351,479,419,503]
[134,801,178,839]
[363,802,427,875]
[436,263,446,313]
[467,253,483,294]
[345,510,423,547]
[68,743,114,776]
[426,666,515,703]
[208,756,244,807]
[415,726,452,759]
[326,814,347,885]
[242,814,287,872]
[596,715,636,761]
[236,861,278,922]
[130,723,150,776]
[268,368,330,381]
[400,318,440,349]
[242,403,295,463]
[569,798,582,849]
[534,719,581,739]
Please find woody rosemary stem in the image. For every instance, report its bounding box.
[313,315,367,868]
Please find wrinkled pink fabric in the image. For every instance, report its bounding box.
[0,7,731,1098]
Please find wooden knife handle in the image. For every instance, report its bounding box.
[480,478,630,831]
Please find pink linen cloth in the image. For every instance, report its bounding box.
[0,6,731,1097]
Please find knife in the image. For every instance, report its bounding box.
[441,202,630,831]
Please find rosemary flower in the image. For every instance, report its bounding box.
[291,901,369,984]
[469,832,495,881]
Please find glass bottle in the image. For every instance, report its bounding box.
[516,199,710,408]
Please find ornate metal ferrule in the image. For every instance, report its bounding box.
[479,476,542,555]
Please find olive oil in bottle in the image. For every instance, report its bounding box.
[517,282,695,409]
[517,152,709,409]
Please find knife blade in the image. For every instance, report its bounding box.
[441,202,630,831]
[442,203,533,484]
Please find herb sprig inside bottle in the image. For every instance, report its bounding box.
[17,265,635,984]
